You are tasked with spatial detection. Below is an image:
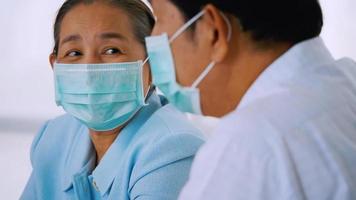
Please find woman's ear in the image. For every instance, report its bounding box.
[49,53,56,69]
[201,4,230,63]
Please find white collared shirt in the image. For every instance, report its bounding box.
[179,37,356,200]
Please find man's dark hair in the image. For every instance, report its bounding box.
[170,0,323,45]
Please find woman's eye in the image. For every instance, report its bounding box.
[66,51,82,57]
[104,48,122,55]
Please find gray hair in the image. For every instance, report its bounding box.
[52,0,155,55]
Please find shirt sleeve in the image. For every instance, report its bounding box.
[129,133,204,200]
[20,121,49,200]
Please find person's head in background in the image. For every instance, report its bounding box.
[50,0,155,95]
[48,0,155,153]
[148,0,323,117]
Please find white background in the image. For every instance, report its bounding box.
[0,0,355,199]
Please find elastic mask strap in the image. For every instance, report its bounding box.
[222,12,232,42]
[191,61,216,88]
[169,10,205,43]
[191,12,232,88]
[144,85,151,99]
[142,57,152,103]
[143,57,150,65]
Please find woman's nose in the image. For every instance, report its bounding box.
[83,53,103,64]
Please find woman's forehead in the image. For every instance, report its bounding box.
[59,2,133,40]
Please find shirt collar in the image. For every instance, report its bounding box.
[61,90,163,196]
[237,37,335,110]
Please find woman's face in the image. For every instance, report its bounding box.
[50,2,150,90]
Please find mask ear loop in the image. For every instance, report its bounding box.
[141,57,153,103]
[169,10,206,43]
[144,85,151,100]
[223,13,233,42]
[191,12,232,88]
[143,57,150,65]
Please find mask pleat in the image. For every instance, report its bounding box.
[53,61,146,131]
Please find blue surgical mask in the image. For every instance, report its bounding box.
[54,60,149,131]
[145,11,232,115]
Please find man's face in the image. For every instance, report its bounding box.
[150,0,213,87]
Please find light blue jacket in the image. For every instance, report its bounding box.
[21,92,204,200]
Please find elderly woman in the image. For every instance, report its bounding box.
[20,0,204,199]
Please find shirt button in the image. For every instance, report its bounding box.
[92,180,100,192]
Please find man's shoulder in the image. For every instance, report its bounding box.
[213,91,324,159]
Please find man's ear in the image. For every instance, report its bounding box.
[201,4,230,63]
[49,53,56,69]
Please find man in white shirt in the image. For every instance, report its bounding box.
[148,0,356,199]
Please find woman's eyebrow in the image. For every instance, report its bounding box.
[99,32,128,41]
[60,34,82,46]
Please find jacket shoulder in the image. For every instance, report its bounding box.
[30,114,85,168]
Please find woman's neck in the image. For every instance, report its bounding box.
[89,126,123,165]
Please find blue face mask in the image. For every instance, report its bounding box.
[145,11,232,115]
[54,60,148,131]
